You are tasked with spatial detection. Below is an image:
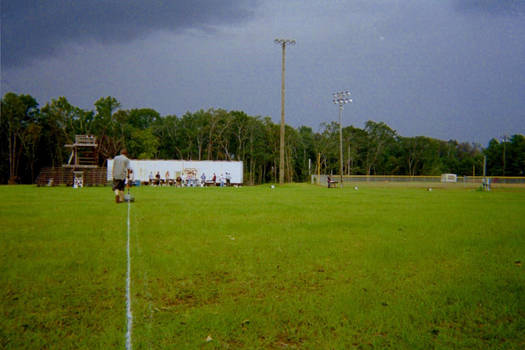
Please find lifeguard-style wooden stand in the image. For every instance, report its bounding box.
[64,135,98,187]
[36,135,107,186]
[64,135,98,169]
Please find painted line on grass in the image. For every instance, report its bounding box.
[126,200,133,350]
[132,209,153,349]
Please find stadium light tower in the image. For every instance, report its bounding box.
[502,134,509,176]
[333,90,352,188]
[274,38,295,184]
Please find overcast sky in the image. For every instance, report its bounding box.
[2,0,524,146]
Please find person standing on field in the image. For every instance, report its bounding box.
[112,149,130,203]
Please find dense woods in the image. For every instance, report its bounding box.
[1,92,524,184]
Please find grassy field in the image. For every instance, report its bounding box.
[1,183,524,349]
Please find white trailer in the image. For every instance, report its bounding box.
[107,159,243,184]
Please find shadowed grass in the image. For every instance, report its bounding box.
[1,184,524,349]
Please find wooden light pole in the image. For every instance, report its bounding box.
[274,38,295,184]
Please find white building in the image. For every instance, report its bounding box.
[107,159,243,184]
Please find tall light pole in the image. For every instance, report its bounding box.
[274,38,295,184]
[502,135,509,176]
[333,91,352,188]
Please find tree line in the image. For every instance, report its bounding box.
[1,92,524,184]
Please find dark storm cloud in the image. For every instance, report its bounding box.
[1,0,258,68]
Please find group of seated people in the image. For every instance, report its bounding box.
[145,171,232,187]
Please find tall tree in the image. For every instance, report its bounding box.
[93,96,122,161]
[296,126,316,181]
[398,136,432,176]
[20,123,42,182]
[1,93,39,183]
[315,122,339,175]
[206,109,228,160]
[39,97,81,167]
[507,135,525,176]
[342,125,368,175]
[363,120,397,175]
[155,115,180,159]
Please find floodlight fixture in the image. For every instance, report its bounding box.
[274,39,296,46]
[333,91,352,107]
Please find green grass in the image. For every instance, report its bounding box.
[1,184,524,349]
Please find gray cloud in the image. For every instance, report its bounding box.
[1,0,258,68]
[452,0,525,16]
[2,0,523,145]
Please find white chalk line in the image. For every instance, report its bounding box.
[132,209,154,349]
[126,200,133,350]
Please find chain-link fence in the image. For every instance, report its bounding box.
[311,175,525,186]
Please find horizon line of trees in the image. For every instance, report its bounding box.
[1,92,524,184]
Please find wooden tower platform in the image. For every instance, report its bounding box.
[36,135,107,186]
[64,135,98,168]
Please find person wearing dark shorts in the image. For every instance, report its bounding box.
[112,149,130,203]
[112,178,126,192]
